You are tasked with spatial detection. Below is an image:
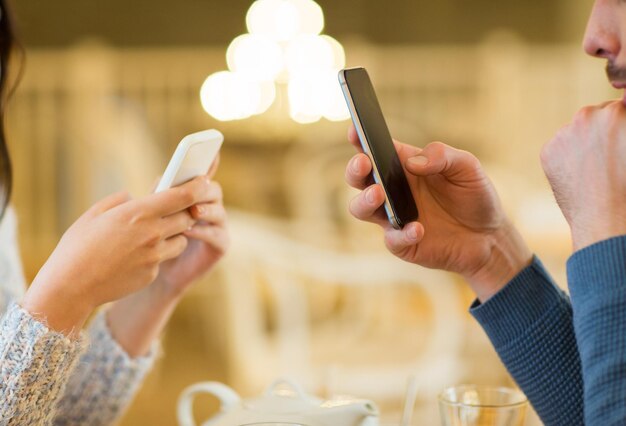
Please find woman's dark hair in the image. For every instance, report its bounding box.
[0,0,19,217]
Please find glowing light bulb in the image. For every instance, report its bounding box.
[320,35,345,70]
[288,72,325,123]
[291,0,324,35]
[320,72,350,121]
[247,0,324,42]
[200,71,263,121]
[247,0,299,41]
[256,80,277,114]
[287,70,350,122]
[285,35,334,77]
[203,0,344,123]
[226,34,284,81]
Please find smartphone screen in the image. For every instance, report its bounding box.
[339,67,418,229]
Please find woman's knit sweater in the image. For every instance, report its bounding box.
[0,209,157,425]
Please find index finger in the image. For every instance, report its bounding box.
[206,153,221,180]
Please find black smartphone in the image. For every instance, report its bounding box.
[338,67,418,229]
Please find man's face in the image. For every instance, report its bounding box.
[584,0,626,100]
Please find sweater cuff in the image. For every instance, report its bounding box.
[567,235,626,300]
[0,302,86,424]
[53,310,159,425]
[470,256,569,348]
[1,302,87,370]
[88,309,159,369]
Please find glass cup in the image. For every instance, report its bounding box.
[438,385,528,426]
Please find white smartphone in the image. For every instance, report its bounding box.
[155,129,224,193]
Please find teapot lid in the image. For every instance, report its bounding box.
[243,379,322,414]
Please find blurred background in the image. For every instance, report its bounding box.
[7,0,615,424]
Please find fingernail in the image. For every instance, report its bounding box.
[351,157,360,173]
[365,187,375,204]
[407,226,418,241]
[408,156,428,167]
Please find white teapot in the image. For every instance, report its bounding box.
[177,378,380,426]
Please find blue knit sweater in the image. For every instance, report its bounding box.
[471,236,626,426]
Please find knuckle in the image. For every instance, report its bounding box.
[218,233,231,254]
[210,181,223,199]
[127,209,147,225]
[344,166,358,186]
[426,141,447,155]
[144,230,163,247]
[540,143,558,175]
[175,235,189,252]
[145,249,162,266]
[211,204,226,221]
[573,106,593,123]
[147,265,160,282]
[541,127,567,171]
[348,195,366,219]
[178,186,196,205]
[606,101,624,121]
[219,205,228,221]
[462,150,481,170]
[383,233,399,254]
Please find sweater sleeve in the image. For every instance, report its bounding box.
[53,309,159,426]
[470,256,584,426]
[0,303,86,426]
[567,236,626,425]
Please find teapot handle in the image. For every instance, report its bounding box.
[177,382,241,426]
[265,378,309,400]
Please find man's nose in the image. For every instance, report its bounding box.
[583,2,621,61]
[584,30,621,61]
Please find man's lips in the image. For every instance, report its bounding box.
[611,80,626,89]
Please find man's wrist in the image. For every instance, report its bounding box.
[571,222,626,252]
[465,222,533,303]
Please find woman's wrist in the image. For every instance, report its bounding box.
[21,281,94,337]
[106,279,184,358]
[465,221,533,303]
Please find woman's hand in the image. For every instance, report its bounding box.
[106,159,229,357]
[345,126,532,301]
[154,174,229,299]
[21,175,215,335]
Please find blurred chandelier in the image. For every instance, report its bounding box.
[200,0,350,124]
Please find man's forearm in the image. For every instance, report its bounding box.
[471,257,584,425]
[568,235,626,425]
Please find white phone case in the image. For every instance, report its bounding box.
[155,129,224,193]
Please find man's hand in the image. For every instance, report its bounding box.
[541,100,626,251]
[345,126,532,301]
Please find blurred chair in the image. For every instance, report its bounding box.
[219,210,466,402]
